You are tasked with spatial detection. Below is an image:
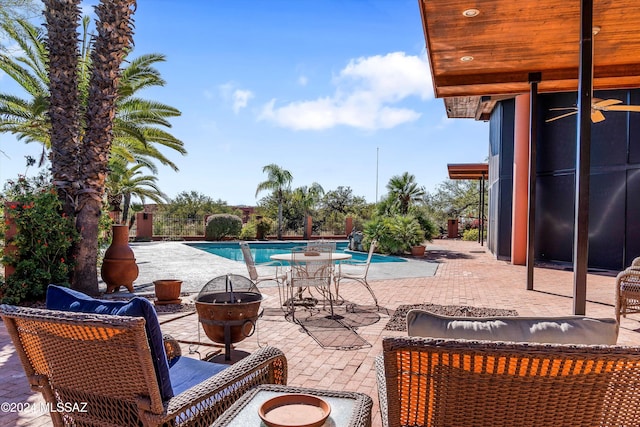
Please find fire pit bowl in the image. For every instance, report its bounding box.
[194,274,263,360]
[195,291,263,344]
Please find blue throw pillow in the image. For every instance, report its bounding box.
[46,285,174,400]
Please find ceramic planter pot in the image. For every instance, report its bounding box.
[411,245,426,257]
[154,279,183,305]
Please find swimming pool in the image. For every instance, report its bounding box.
[186,241,407,264]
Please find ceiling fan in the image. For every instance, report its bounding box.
[546,98,640,123]
[545,26,640,123]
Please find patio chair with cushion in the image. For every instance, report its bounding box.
[616,265,640,322]
[335,239,378,308]
[376,336,640,427]
[0,285,287,427]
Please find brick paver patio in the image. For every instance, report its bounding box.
[1,238,638,426]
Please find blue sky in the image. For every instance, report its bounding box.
[0,0,489,205]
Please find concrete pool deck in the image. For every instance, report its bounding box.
[115,240,440,294]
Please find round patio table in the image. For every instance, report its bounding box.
[270,252,352,262]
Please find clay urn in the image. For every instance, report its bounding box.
[101,224,139,293]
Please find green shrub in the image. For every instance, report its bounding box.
[239,217,273,240]
[255,217,272,239]
[205,214,242,240]
[363,215,424,255]
[389,216,424,252]
[239,221,257,240]
[411,208,437,242]
[462,228,486,241]
[1,175,79,304]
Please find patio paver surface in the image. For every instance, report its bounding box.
[1,238,638,426]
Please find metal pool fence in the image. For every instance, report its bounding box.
[148,214,351,240]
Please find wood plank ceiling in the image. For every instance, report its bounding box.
[419,0,640,118]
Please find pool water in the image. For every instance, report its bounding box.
[186,241,406,264]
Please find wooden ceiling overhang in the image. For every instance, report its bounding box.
[448,163,488,180]
[419,0,640,118]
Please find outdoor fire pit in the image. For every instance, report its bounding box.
[195,274,262,361]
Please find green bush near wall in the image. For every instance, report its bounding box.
[462,228,486,241]
[205,214,242,240]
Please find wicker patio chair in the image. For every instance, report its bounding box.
[616,266,640,322]
[376,336,640,427]
[0,304,287,427]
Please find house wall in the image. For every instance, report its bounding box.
[489,89,640,271]
[487,100,514,260]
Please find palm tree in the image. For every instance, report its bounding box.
[2,8,182,294]
[41,0,136,294]
[256,164,293,240]
[386,172,426,215]
[106,162,168,224]
[0,2,40,53]
[0,17,185,169]
[293,182,324,239]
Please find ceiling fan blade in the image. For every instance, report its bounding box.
[549,107,577,111]
[601,105,640,112]
[591,110,606,123]
[593,99,623,108]
[546,111,578,122]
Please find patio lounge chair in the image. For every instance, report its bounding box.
[376,336,640,427]
[0,288,287,427]
[335,239,378,308]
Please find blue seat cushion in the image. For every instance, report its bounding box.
[168,356,228,396]
[46,285,174,400]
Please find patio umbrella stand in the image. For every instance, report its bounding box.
[194,274,262,362]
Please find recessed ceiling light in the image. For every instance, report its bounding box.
[460,56,474,62]
[462,9,480,17]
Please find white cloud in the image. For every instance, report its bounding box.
[259,52,433,131]
[232,89,254,113]
[203,89,214,100]
[298,75,308,86]
[218,83,253,113]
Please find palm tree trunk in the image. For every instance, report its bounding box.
[75,0,136,295]
[277,201,283,240]
[43,0,81,219]
[122,192,131,225]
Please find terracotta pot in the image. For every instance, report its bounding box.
[101,224,138,293]
[154,279,183,304]
[411,245,426,257]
